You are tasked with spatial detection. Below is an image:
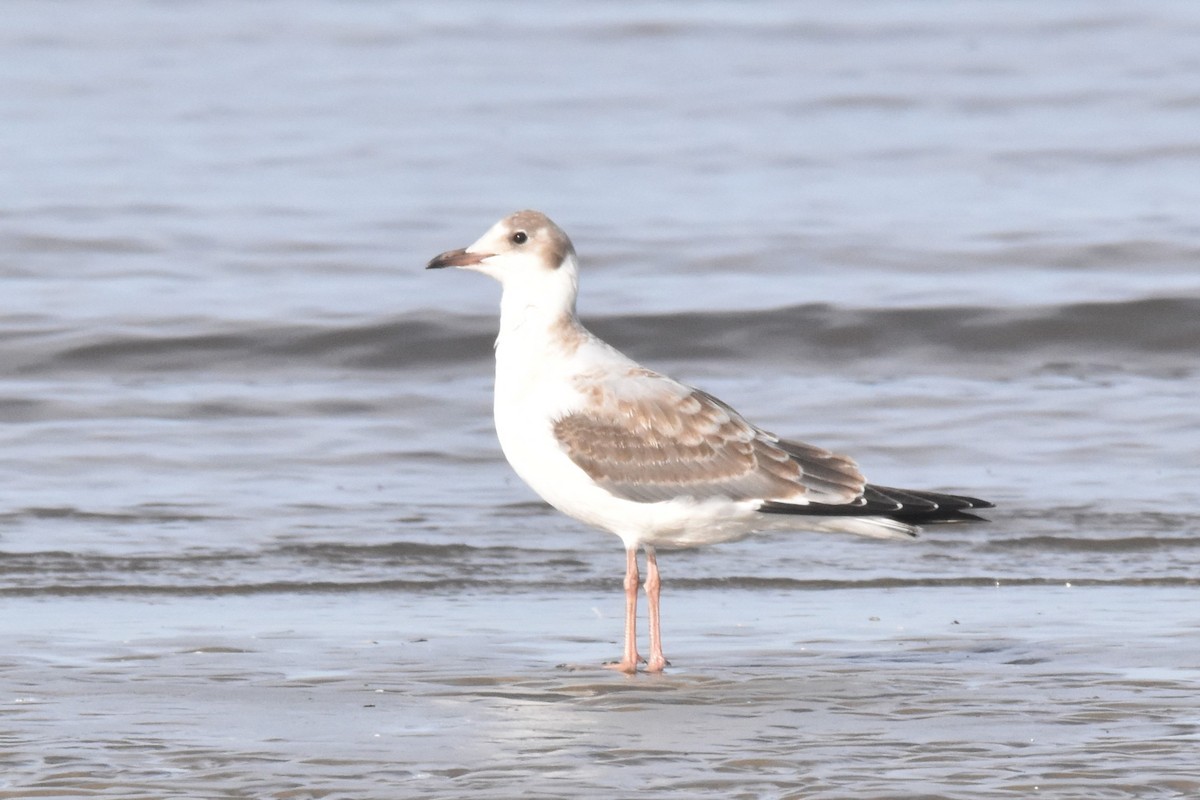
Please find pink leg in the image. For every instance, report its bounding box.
[604,545,641,674]
[644,546,668,672]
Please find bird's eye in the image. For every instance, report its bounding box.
[511,231,528,245]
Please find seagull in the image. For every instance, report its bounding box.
[427,210,992,674]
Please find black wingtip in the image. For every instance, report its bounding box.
[759,485,994,525]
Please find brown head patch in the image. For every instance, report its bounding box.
[505,210,575,269]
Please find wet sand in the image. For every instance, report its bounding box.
[5,1,1200,797]
[5,586,1197,798]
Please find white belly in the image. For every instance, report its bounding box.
[492,386,762,549]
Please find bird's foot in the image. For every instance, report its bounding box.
[645,655,670,673]
[603,658,640,675]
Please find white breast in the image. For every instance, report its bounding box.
[491,328,763,549]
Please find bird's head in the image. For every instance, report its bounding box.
[427,210,578,291]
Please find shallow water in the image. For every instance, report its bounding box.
[5,588,1199,798]
[3,1,1200,797]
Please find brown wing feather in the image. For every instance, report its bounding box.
[554,374,865,504]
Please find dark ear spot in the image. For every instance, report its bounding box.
[546,234,574,269]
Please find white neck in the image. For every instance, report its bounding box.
[493,254,588,391]
[494,253,580,339]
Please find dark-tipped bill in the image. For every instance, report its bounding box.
[426,248,490,270]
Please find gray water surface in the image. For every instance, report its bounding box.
[3,1,1199,797]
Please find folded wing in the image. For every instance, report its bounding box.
[553,372,865,506]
